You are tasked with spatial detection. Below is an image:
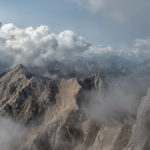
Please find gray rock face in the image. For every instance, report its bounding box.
[124,90,150,150]
[0,64,150,150]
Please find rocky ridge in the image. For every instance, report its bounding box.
[0,65,150,150]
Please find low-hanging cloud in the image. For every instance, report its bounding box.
[132,39,150,59]
[0,23,90,67]
[83,75,150,125]
[0,116,25,150]
[0,23,150,69]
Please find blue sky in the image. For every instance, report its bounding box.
[0,0,150,47]
[0,0,150,68]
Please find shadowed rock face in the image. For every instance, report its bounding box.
[0,64,150,150]
[0,65,58,125]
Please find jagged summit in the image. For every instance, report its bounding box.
[9,64,32,77]
[0,64,150,150]
[78,73,108,90]
[12,64,26,71]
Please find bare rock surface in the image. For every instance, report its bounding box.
[0,65,150,150]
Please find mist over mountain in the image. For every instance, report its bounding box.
[0,23,150,71]
[0,56,150,150]
[0,22,150,150]
[1,0,150,148]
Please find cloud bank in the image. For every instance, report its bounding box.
[0,23,150,69]
[133,39,150,58]
[0,23,90,67]
[0,116,25,150]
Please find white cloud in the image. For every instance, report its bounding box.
[85,39,150,59]
[132,39,150,58]
[84,45,129,57]
[0,23,90,67]
[0,23,150,69]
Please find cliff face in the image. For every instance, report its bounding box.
[0,65,150,150]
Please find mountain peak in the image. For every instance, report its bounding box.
[9,64,32,78]
[11,64,27,72]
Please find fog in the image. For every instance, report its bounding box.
[0,116,25,150]
[81,74,150,125]
[0,23,150,150]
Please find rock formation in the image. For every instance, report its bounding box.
[0,64,150,150]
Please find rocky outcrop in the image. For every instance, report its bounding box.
[0,65,150,150]
[0,64,58,124]
[124,89,150,150]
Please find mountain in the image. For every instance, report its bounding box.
[0,64,150,150]
[27,56,137,79]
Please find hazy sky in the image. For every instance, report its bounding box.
[0,0,150,47]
